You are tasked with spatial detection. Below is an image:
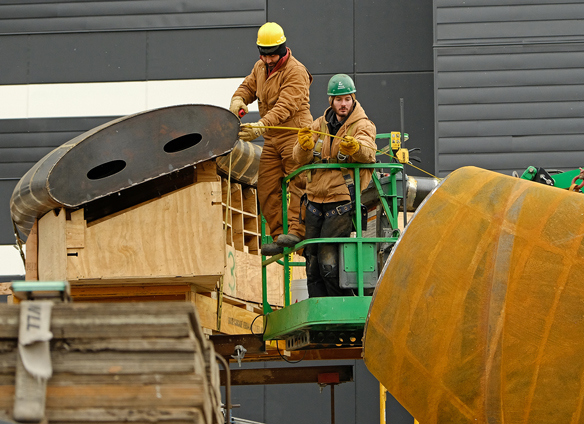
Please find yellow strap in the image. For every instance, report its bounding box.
[241,123,440,180]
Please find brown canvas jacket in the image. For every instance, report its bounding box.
[293,100,377,204]
[233,49,313,137]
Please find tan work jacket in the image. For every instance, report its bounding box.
[233,49,313,137]
[293,101,377,204]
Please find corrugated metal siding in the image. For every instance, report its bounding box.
[0,116,116,178]
[435,0,584,45]
[435,0,584,176]
[0,0,265,34]
[0,27,260,84]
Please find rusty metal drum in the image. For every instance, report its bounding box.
[364,166,584,424]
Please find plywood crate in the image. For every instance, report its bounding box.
[26,159,285,325]
[35,164,224,292]
[0,302,222,424]
[222,182,260,255]
[220,178,286,306]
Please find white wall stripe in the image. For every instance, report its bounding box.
[0,245,25,277]
[0,78,259,120]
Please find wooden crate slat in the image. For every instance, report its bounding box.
[45,384,206,408]
[46,407,204,423]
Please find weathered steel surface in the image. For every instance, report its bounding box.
[216,139,261,187]
[10,104,239,238]
[364,166,584,423]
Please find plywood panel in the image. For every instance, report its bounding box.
[24,219,38,281]
[66,181,224,282]
[38,208,67,280]
[223,245,283,306]
[66,208,85,249]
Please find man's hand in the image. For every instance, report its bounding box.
[298,128,314,151]
[239,121,266,142]
[230,96,248,117]
[339,136,360,155]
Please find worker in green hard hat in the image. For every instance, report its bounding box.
[229,22,313,256]
[292,74,377,297]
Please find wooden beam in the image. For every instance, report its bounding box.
[25,220,38,281]
[210,334,266,359]
[71,285,190,299]
[191,293,262,335]
[38,209,68,281]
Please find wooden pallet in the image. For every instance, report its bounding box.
[222,181,260,255]
[0,302,222,424]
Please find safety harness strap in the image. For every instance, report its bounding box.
[302,121,365,228]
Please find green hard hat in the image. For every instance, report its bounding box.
[327,74,356,96]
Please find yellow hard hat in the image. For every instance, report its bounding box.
[257,22,286,47]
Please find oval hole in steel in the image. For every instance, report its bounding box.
[164,133,203,153]
[87,160,127,180]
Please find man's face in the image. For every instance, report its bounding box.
[332,95,354,120]
[261,54,280,71]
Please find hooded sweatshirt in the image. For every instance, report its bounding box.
[293,100,377,204]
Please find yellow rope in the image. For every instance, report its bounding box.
[241,123,441,180]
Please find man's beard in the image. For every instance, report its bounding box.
[334,107,349,118]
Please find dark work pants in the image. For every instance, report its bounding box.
[304,200,354,297]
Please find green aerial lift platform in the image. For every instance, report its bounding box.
[260,161,407,351]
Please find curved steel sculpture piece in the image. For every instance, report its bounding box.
[216,139,262,187]
[11,104,240,238]
[364,166,584,423]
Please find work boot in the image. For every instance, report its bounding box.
[276,234,302,247]
[261,242,283,256]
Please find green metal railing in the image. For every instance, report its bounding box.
[261,162,405,315]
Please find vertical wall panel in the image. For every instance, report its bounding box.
[356,0,433,73]
[435,0,584,176]
[147,28,260,80]
[267,0,354,75]
[0,0,266,34]
[357,73,435,178]
[435,0,584,45]
[0,181,18,245]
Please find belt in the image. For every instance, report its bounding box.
[306,202,353,218]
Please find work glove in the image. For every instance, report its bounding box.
[298,127,314,151]
[339,136,360,156]
[230,96,248,117]
[239,121,266,142]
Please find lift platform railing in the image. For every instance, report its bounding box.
[261,162,405,315]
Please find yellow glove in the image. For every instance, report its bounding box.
[298,128,314,151]
[339,136,360,156]
[230,96,248,117]
[239,121,266,142]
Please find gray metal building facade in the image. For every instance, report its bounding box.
[435,0,584,176]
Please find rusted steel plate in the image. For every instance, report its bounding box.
[10,104,239,237]
[364,166,584,424]
[220,365,353,386]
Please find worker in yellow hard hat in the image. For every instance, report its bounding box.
[229,22,313,256]
[293,74,377,297]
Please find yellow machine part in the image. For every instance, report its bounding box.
[364,166,584,424]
